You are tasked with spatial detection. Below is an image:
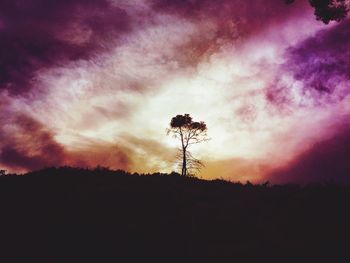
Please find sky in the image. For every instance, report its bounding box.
[1,0,350,183]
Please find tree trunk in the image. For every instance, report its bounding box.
[180,128,187,176]
[182,148,187,176]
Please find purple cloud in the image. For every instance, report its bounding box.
[0,114,66,170]
[286,19,350,97]
[267,19,350,107]
[269,125,350,184]
[0,0,130,95]
[266,19,350,183]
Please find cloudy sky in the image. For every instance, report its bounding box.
[1,0,350,183]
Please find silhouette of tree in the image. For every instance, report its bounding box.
[167,114,208,176]
[286,0,349,24]
[310,0,349,23]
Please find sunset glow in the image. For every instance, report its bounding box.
[1,0,350,183]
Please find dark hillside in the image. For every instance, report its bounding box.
[0,167,349,262]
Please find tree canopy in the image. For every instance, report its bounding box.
[286,0,349,24]
[167,114,208,176]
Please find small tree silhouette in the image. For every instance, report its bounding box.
[286,0,349,24]
[167,114,208,176]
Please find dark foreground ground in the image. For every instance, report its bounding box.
[0,167,349,262]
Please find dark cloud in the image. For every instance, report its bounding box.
[152,0,307,34]
[267,19,350,107]
[286,19,350,96]
[268,125,350,184]
[0,114,66,170]
[0,113,132,172]
[153,0,302,18]
[153,0,308,67]
[0,0,130,95]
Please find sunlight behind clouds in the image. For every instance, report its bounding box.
[1,0,346,182]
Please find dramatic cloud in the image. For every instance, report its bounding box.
[1,0,350,183]
[264,19,350,183]
[0,0,130,94]
[269,125,350,184]
[0,113,65,171]
[281,19,350,103]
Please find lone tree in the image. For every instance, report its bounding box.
[167,114,208,176]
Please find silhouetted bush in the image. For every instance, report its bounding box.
[0,166,349,262]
